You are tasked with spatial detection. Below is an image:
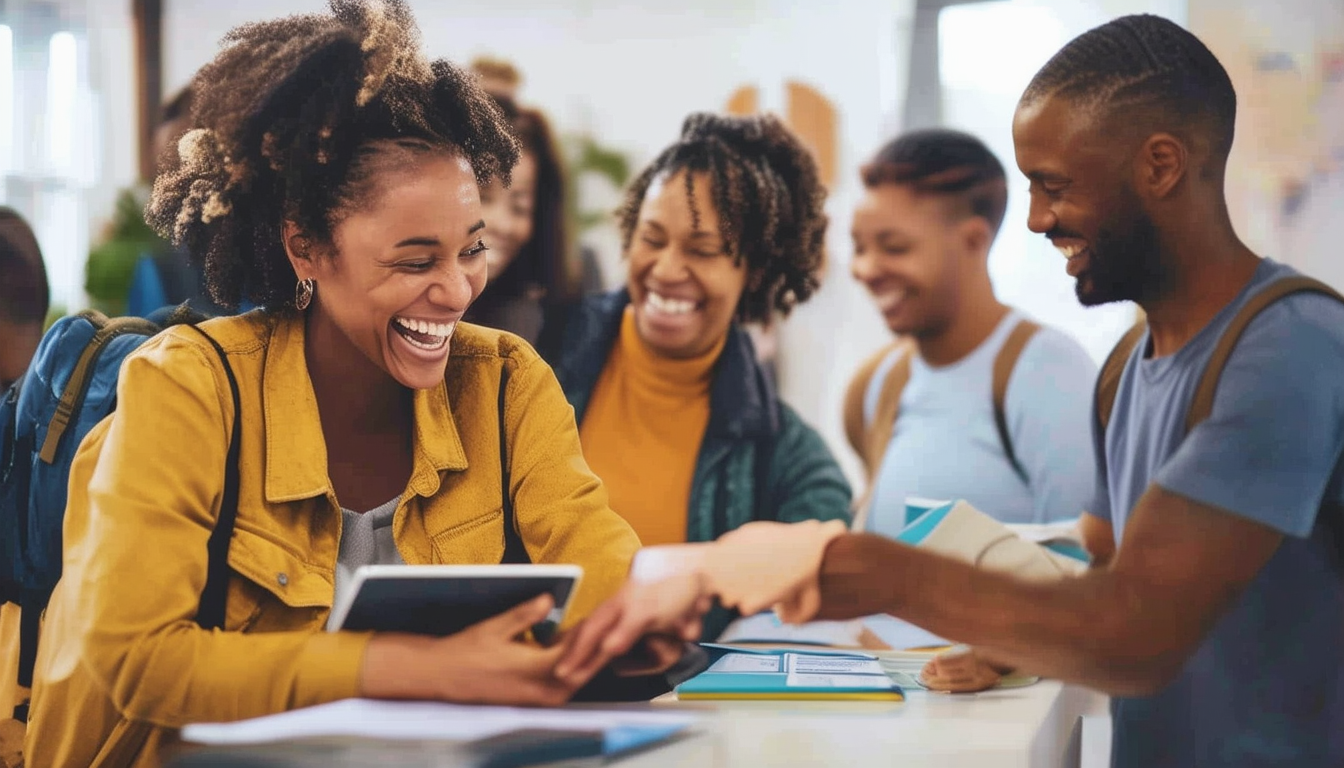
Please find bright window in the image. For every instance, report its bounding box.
[1,1,96,316]
[938,0,1138,364]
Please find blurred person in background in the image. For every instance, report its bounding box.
[0,208,48,389]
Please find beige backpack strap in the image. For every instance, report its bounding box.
[842,339,909,479]
[847,340,915,530]
[991,319,1041,483]
[865,344,914,479]
[1187,276,1344,432]
[1095,320,1148,435]
[842,340,898,466]
[37,313,160,464]
[1184,275,1344,571]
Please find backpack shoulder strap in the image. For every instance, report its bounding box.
[182,325,243,631]
[847,341,914,531]
[1095,319,1148,435]
[991,318,1041,484]
[1183,275,1344,570]
[498,362,530,565]
[37,313,161,464]
[1187,276,1344,431]
[863,342,915,482]
[842,339,903,466]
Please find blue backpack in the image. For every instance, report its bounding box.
[0,305,241,721]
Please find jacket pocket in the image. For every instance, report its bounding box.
[429,508,507,565]
[224,527,333,634]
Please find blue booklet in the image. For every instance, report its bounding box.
[675,644,905,701]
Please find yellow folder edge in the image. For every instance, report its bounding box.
[677,691,905,702]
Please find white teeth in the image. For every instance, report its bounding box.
[878,288,906,312]
[1057,244,1084,259]
[647,291,696,315]
[394,316,456,340]
[402,334,446,351]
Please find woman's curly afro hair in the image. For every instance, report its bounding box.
[146,0,520,310]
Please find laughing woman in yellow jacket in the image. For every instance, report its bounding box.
[20,2,642,765]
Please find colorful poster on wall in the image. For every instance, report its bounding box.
[1190,1,1344,288]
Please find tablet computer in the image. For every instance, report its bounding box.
[326,564,582,642]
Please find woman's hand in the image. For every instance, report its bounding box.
[359,594,587,707]
[554,567,711,686]
[703,519,848,623]
[918,645,1004,693]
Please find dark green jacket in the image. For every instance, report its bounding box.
[540,290,852,638]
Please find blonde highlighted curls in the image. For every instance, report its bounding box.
[157,128,234,242]
[347,0,431,106]
[144,0,518,310]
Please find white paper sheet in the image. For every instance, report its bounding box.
[860,614,949,650]
[1005,519,1083,544]
[708,653,785,673]
[181,699,699,746]
[785,655,884,676]
[718,612,868,646]
[784,673,895,688]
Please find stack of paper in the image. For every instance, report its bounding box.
[181,699,697,757]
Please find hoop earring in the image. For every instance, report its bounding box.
[295,278,315,311]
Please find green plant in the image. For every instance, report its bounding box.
[84,187,169,317]
[563,133,632,233]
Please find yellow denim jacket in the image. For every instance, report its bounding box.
[18,312,640,767]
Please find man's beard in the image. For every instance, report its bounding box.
[1069,205,1169,307]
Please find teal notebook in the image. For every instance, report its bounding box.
[675,644,904,701]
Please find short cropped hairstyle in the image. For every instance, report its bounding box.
[1021,13,1237,161]
[861,128,1009,236]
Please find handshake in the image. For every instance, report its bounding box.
[554,519,850,684]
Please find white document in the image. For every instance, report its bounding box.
[717,611,868,646]
[785,673,895,689]
[860,614,948,650]
[784,654,883,676]
[708,653,784,674]
[1005,519,1084,544]
[782,654,892,689]
[181,699,699,746]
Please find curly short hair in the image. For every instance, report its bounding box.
[146,0,519,310]
[616,112,827,324]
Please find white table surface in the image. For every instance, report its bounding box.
[601,681,1109,768]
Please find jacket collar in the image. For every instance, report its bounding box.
[554,289,779,441]
[261,315,468,504]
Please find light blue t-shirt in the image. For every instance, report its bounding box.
[1095,259,1344,768]
[864,310,1097,535]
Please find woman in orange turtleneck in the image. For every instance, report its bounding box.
[540,113,852,639]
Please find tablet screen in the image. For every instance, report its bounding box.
[327,565,582,640]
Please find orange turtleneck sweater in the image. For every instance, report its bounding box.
[579,307,725,546]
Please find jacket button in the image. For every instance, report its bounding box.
[277,572,289,587]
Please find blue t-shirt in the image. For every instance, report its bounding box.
[1094,259,1344,767]
[865,310,1097,534]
